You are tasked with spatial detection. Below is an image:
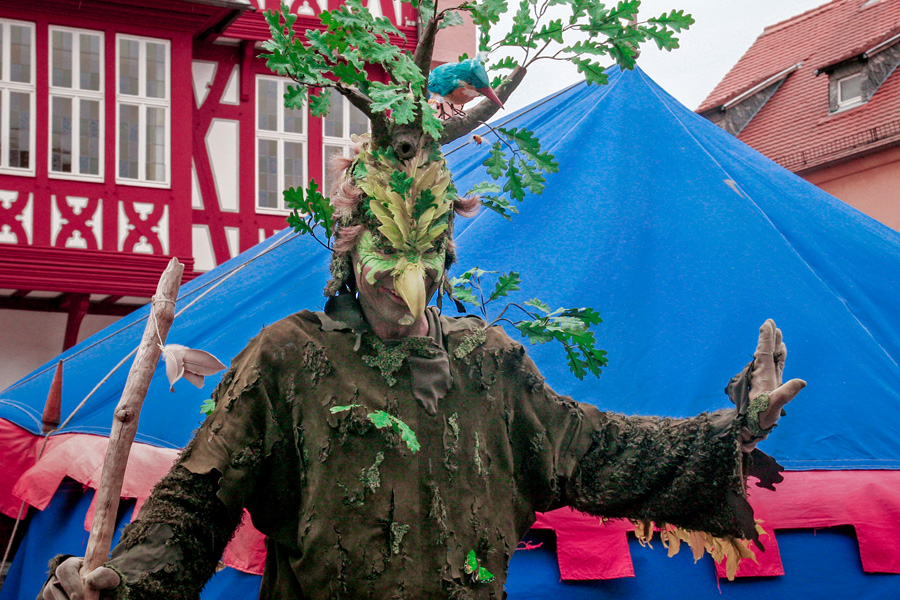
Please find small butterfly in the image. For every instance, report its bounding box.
[159,344,226,391]
[464,550,495,584]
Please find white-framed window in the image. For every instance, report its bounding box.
[322,89,369,195]
[256,76,307,212]
[837,72,864,108]
[0,19,36,175]
[49,26,103,180]
[116,34,170,187]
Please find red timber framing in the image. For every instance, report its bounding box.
[0,0,247,347]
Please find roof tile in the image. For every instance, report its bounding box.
[697,0,900,170]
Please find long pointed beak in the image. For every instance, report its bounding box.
[477,86,505,109]
[394,263,427,323]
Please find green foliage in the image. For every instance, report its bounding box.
[478,127,557,209]
[485,142,507,179]
[465,182,517,220]
[464,549,496,583]
[261,0,435,143]
[285,180,334,243]
[450,271,606,380]
[573,58,609,85]
[331,405,421,453]
[439,10,465,29]
[308,89,331,117]
[200,398,216,416]
[390,170,414,196]
[516,301,607,379]
[368,410,422,453]
[488,271,521,302]
[473,0,695,85]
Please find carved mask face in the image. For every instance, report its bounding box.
[349,138,455,325]
[353,230,445,327]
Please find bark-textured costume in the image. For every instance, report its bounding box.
[100,301,754,600]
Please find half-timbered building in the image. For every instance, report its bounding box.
[0,0,472,389]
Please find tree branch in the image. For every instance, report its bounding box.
[438,66,527,144]
[414,14,441,81]
[334,86,391,148]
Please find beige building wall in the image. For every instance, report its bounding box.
[803,145,900,232]
[0,310,121,392]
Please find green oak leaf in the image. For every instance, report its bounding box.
[487,271,521,302]
[309,90,331,117]
[284,84,307,110]
[439,11,465,29]
[390,170,414,196]
[649,9,695,32]
[485,142,507,180]
[452,285,480,306]
[490,56,518,71]
[503,162,525,201]
[534,19,564,43]
[573,58,609,85]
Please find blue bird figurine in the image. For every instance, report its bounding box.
[428,56,504,110]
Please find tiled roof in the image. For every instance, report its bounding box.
[697,0,900,171]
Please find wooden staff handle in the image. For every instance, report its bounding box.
[81,257,184,599]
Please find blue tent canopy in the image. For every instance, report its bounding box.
[4,67,900,469]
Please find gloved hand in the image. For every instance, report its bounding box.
[40,556,120,600]
[741,319,806,451]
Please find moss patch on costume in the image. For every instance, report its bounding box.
[302,341,333,385]
[389,522,411,555]
[454,327,488,360]
[362,332,438,386]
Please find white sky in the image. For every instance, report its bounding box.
[499,0,828,113]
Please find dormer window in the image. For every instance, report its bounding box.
[837,72,864,108]
[825,61,868,114]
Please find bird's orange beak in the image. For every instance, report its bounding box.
[477,86,505,109]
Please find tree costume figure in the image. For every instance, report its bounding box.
[40,1,806,599]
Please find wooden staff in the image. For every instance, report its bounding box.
[81,257,184,599]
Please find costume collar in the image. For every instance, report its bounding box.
[317,294,452,416]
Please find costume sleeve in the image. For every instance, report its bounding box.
[504,344,755,542]
[103,328,290,599]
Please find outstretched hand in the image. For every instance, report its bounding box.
[741,319,806,451]
[40,556,120,600]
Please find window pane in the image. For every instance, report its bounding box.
[146,42,166,99]
[284,141,305,191]
[9,91,30,168]
[323,144,345,196]
[324,92,344,138]
[257,79,278,131]
[257,138,279,208]
[118,103,139,179]
[80,99,100,175]
[0,27,4,81]
[348,102,368,137]
[80,34,102,91]
[119,39,140,96]
[145,106,166,181]
[839,75,862,104]
[51,30,73,88]
[283,97,304,134]
[51,96,73,173]
[10,25,31,84]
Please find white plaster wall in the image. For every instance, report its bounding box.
[0,310,122,392]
